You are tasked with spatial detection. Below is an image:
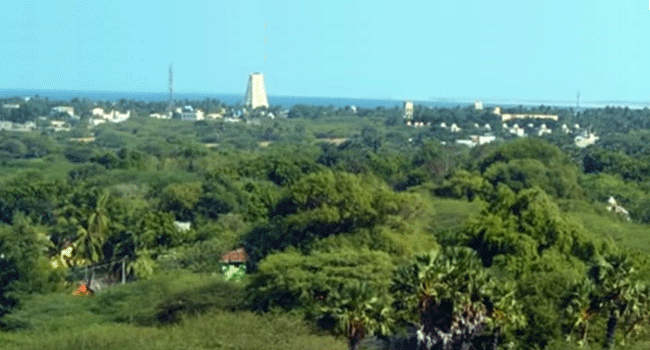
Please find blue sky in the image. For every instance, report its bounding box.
[1,0,649,104]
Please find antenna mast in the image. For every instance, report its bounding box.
[168,64,174,117]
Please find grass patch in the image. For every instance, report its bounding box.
[568,205,650,255]
[0,311,346,350]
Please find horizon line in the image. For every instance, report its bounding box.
[0,88,649,108]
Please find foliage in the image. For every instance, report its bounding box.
[391,246,526,350]
[464,186,598,267]
[247,248,395,312]
[318,280,393,350]
[0,215,58,320]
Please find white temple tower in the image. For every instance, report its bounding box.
[245,72,269,109]
[403,101,414,120]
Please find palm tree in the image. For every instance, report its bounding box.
[391,247,524,350]
[563,254,650,349]
[74,190,111,264]
[318,280,392,350]
[563,278,598,347]
[589,254,642,350]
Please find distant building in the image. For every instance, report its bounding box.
[561,124,570,133]
[474,100,483,110]
[205,113,223,120]
[52,106,75,117]
[244,72,269,109]
[149,113,171,119]
[575,131,599,148]
[473,134,496,145]
[403,101,414,120]
[2,103,20,109]
[500,113,558,122]
[492,106,558,122]
[50,120,70,132]
[455,134,496,148]
[220,248,248,265]
[0,121,36,132]
[180,106,205,121]
[508,124,526,137]
[90,107,130,124]
[537,124,552,136]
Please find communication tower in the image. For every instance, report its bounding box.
[168,64,174,116]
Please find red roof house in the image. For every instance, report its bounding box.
[220,247,248,264]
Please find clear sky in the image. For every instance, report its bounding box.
[1,0,649,104]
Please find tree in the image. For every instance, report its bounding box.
[464,186,595,267]
[247,248,395,311]
[317,281,393,350]
[478,138,582,199]
[588,254,648,349]
[563,278,598,347]
[69,190,111,264]
[391,247,525,350]
[564,254,650,349]
[0,214,57,318]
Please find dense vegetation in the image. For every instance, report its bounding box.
[1,96,650,349]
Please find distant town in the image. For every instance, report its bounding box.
[0,72,604,151]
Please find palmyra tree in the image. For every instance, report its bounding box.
[564,254,650,349]
[391,246,525,350]
[318,280,393,350]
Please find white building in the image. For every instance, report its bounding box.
[455,135,496,148]
[508,124,526,137]
[91,108,130,124]
[500,113,558,122]
[244,72,269,109]
[492,106,558,122]
[474,100,484,110]
[180,106,205,121]
[561,124,570,134]
[537,124,552,136]
[575,131,599,148]
[52,106,75,117]
[50,120,70,132]
[149,113,171,119]
[403,101,414,120]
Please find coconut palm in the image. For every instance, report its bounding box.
[318,280,393,350]
[73,190,111,263]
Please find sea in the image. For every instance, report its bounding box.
[0,89,471,109]
[0,89,648,110]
